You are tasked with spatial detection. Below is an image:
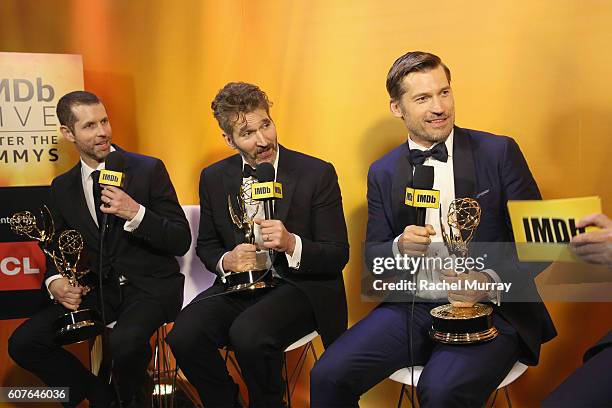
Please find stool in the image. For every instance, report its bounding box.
[223,330,320,408]
[389,361,528,407]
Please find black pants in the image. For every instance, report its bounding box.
[8,283,166,407]
[166,280,316,408]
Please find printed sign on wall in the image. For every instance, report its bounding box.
[0,52,83,187]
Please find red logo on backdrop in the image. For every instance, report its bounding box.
[0,241,46,291]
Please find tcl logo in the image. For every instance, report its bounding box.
[0,242,46,291]
[2,257,40,275]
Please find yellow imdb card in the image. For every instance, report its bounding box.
[507,196,602,262]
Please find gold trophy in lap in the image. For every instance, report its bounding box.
[10,206,104,345]
[429,198,499,344]
[225,179,274,292]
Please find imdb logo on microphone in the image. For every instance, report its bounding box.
[98,169,124,187]
[252,182,283,199]
[405,187,440,209]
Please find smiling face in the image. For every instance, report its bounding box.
[60,103,112,168]
[390,65,455,148]
[223,108,278,167]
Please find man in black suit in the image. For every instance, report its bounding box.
[166,82,349,407]
[310,51,557,407]
[8,91,191,407]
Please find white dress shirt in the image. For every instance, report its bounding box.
[45,147,145,298]
[216,149,303,281]
[393,130,501,303]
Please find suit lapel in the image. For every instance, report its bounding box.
[392,144,415,234]
[223,155,245,246]
[105,146,132,254]
[452,127,478,242]
[452,127,476,199]
[273,146,296,223]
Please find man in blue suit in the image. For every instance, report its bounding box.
[310,51,557,407]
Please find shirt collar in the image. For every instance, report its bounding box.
[408,129,454,158]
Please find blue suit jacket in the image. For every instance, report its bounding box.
[366,126,556,365]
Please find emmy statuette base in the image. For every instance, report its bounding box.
[225,269,276,293]
[429,303,499,345]
[53,308,105,345]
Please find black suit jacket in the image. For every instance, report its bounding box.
[197,145,349,346]
[45,146,191,322]
[365,127,557,365]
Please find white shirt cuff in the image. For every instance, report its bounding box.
[285,234,302,268]
[123,205,146,232]
[216,252,231,283]
[481,269,502,306]
[392,234,401,257]
[45,274,64,300]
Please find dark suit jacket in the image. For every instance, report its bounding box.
[365,126,557,365]
[45,146,191,322]
[196,145,349,347]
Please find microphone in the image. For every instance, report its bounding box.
[99,151,126,190]
[95,150,126,329]
[411,165,436,226]
[255,162,276,220]
[254,162,281,260]
[97,150,126,232]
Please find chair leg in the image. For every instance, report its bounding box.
[224,349,242,375]
[487,389,499,408]
[170,365,178,408]
[284,355,291,408]
[288,343,310,395]
[503,386,512,408]
[284,341,319,406]
[152,327,161,408]
[397,384,406,408]
[149,325,179,408]
[309,341,319,362]
[160,326,170,408]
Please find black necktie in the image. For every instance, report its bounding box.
[243,164,256,179]
[91,170,104,229]
[409,143,448,165]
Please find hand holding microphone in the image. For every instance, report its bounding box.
[100,187,139,221]
[399,224,436,256]
[252,162,294,255]
[255,218,296,255]
[399,165,437,256]
[97,151,140,221]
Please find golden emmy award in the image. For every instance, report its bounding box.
[429,198,499,344]
[10,207,104,345]
[225,179,274,292]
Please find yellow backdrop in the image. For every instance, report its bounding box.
[1,1,611,407]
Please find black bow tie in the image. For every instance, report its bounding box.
[409,143,448,165]
[243,164,256,179]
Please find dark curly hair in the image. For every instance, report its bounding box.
[211,82,273,136]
